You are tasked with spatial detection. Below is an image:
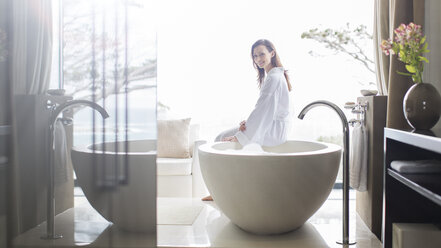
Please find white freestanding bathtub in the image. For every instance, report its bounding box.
[198,140,341,235]
[71,140,156,233]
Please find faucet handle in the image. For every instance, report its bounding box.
[46,100,56,110]
[348,118,360,127]
[58,117,73,126]
[344,102,356,109]
[351,109,363,114]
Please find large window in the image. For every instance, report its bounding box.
[157,0,374,183]
[59,0,157,146]
[157,0,374,141]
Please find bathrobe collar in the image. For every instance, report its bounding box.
[267,67,284,75]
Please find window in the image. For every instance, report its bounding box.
[157,0,374,184]
[60,0,157,146]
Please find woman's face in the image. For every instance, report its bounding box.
[253,45,275,72]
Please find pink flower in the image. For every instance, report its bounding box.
[380,39,393,55]
[381,22,429,83]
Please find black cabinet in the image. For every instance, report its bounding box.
[382,128,441,248]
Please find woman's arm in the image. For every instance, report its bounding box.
[239,120,246,131]
[222,136,238,142]
[234,75,280,145]
[223,121,245,142]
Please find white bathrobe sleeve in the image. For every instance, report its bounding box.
[235,74,279,146]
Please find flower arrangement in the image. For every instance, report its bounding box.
[380,22,429,83]
[0,28,7,62]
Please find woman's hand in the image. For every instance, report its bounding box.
[222,136,238,142]
[239,120,246,131]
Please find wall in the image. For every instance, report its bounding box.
[0,0,9,125]
[424,0,441,129]
[0,0,9,246]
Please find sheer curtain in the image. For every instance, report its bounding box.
[8,0,53,237]
[373,0,425,129]
[11,0,52,95]
[373,0,389,95]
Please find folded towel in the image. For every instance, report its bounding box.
[391,160,441,174]
[349,122,368,192]
[54,119,68,185]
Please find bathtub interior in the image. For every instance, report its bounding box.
[210,140,332,154]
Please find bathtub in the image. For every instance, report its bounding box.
[71,140,156,233]
[198,140,341,235]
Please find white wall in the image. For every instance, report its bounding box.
[424,0,441,129]
[0,0,9,125]
[0,0,8,245]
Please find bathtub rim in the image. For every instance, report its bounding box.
[198,140,341,157]
[71,139,156,156]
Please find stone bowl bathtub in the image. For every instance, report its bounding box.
[71,140,156,233]
[198,140,341,235]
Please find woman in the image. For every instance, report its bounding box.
[202,39,292,201]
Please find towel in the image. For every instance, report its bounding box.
[391,160,441,174]
[54,119,68,185]
[349,122,368,192]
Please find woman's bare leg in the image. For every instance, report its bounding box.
[201,127,239,201]
[215,127,239,142]
[201,195,213,201]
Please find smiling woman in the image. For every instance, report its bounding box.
[218,39,291,147]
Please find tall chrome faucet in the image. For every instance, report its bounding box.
[42,100,109,240]
[298,100,356,246]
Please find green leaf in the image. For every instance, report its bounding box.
[419,56,429,63]
[396,71,413,76]
[423,43,428,50]
[405,65,416,73]
[420,36,426,44]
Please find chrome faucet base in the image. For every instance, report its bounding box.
[298,100,353,247]
[44,99,109,240]
[336,240,356,245]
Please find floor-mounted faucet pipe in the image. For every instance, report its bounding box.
[298,100,356,246]
[42,100,109,240]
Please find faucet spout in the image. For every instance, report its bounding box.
[43,99,109,240]
[298,100,349,134]
[49,100,109,127]
[298,100,355,246]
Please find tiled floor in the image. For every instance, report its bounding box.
[157,192,382,248]
[12,189,382,248]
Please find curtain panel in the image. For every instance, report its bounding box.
[11,0,52,95]
[7,0,54,238]
[374,0,425,129]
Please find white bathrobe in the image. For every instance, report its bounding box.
[235,67,290,146]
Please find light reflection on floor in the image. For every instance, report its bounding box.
[12,189,382,248]
[156,190,382,248]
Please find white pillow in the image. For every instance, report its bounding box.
[188,124,200,156]
[157,118,191,158]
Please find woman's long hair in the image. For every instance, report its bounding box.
[251,39,292,92]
